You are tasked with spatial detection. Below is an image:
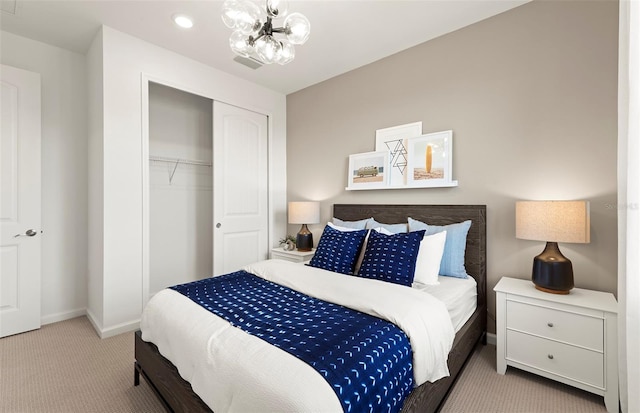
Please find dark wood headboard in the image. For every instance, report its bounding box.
[333,204,487,309]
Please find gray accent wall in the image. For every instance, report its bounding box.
[286,0,618,333]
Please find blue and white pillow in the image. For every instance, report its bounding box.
[408,217,471,279]
[327,222,395,273]
[357,229,425,286]
[308,225,368,275]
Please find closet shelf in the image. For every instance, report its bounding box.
[149,155,212,184]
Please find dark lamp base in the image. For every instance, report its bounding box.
[534,284,570,295]
[532,242,574,294]
[296,224,313,252]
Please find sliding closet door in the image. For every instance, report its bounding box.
[213,102,268,275]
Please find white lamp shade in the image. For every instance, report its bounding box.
[288,201,320,224]
[516,200,590,244]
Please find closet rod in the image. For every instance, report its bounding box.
[149,155,212,167]
[150,156,212,184]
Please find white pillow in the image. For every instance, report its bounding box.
[412,230,447,286]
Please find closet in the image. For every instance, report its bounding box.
[148,83,213,295]
[146,82,269,298]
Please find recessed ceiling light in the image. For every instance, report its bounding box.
[173,14,193,29]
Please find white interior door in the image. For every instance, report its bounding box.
[213,102,268,275]
[0,64,42,338]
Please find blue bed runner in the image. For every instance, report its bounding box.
[170,271,413,413]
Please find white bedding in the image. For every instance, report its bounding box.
[140,259,456,413]
[414,275,478,332]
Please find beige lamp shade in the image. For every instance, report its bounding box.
[516,200,590,244]
[288,201,320,225]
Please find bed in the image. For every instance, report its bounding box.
[134,204,487,412]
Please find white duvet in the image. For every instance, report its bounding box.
[140,259,455,413]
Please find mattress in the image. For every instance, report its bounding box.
[413,275,478,333]
[140,259,458,412]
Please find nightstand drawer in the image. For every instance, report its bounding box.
[270,248,315,263]
[506,300,603,351]
[506,330,604,388]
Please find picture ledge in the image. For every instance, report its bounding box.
[345,180,459,191]
[347,125,457,191]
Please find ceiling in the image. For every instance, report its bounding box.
[0,0,529,94]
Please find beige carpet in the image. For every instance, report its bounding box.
[0,316,608,413]
[0,317,163,413]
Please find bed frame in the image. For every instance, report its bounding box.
[134,204,487,413]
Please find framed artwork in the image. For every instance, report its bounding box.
[406,130,456,187]
[375,122,422,187]
[347,151,389,190]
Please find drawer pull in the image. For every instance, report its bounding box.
[547,322,554,327]
[548,354,554,360]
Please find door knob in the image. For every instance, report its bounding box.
[14,229,39,238]
[216,223,221,228]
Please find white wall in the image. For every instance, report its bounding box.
[88,26,287,337]
[149,83,213,295]
[0,31,88,324]
[86,28,104,328]
[618,2,640,411]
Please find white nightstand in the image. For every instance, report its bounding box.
[270,247,315,263]
[494,277,618,413]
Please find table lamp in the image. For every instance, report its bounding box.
[288,201,320,251]
[515,200,590,294]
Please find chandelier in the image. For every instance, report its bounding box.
[222,0,310,65]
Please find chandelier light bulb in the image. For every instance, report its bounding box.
[265,0,288,18]
[235,0,262,35]
[221,0,244,28]
[284,12,310,45]
[229,30,253,57]
[255,35,282,64]
[277,40,295,65]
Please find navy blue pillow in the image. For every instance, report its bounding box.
[308,225,368,275]
[357,229,426,286]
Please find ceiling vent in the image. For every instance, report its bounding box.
[1,0,17,15]
[233,55,263,70]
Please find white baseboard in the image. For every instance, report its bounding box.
[85,309,140,338]
[41,308,86,325]
[486,332,497,346]
[85,308,103,337]
[99,319,140,338]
